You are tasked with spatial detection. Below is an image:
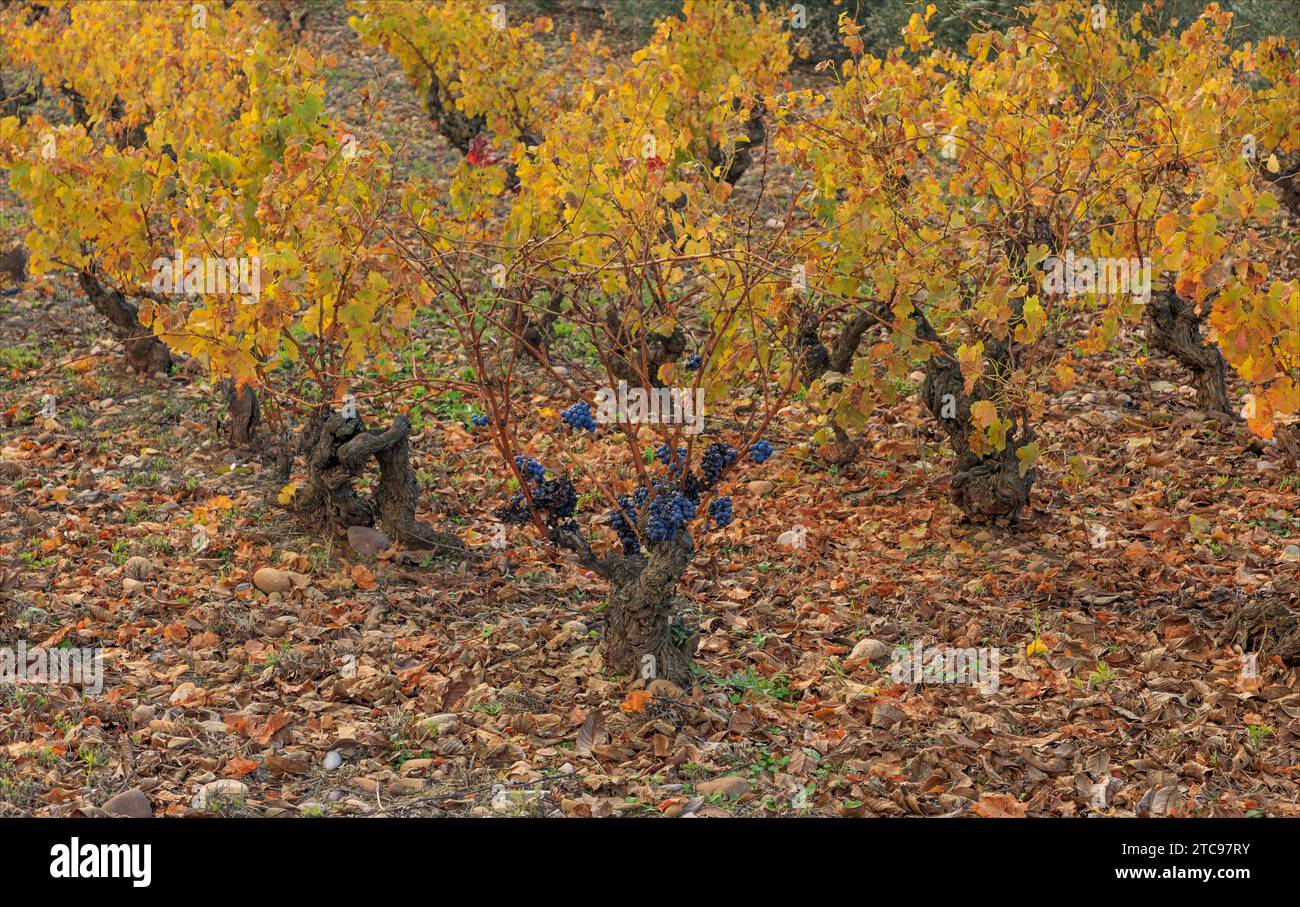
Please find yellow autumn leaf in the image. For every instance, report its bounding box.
[1016,442,1040,477]
[970,400,999,429]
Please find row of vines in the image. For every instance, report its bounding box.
[1,0,1297,683]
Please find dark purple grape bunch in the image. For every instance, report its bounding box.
[748,439,773,464]
[499,455,578,534]
[610,496,642,556]
[656,443,688,473]
[604,439,768,552]
[699,441,739,487]
[645,489,697,543]
[561,401,598,431]
[708,496,733,527]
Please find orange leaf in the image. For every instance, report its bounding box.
[971,793,1028,818]
[351,564,377,589]
[222,757,259,779]
[620,690,652,714]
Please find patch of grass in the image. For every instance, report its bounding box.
[0,345,39,370]
[109,538,131,565]
[123,502,152,524]
[1247,724,1274,745]
[699,666,795,704]
[1073,662,1117,691]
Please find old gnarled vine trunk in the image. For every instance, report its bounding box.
[1145,290,1234,418]
[552,523,699,686]
[76,272,173,375]
[604,303,687,389]
[1265,159,1300,219]
[297,409,464,556]
[0,244,27,293]
[707,104,766,186]
[0,70,41,122]
[220,379,261,447]
[425,74,538,190]
[797,309,877,464]
[907,215,1051,522]
[920,334,1036,522]
[601,530,698,686]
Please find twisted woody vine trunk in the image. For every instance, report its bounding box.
[297,409,465,556]
[558,527,698,686]
[1145,289,1235,418]
[799,280,1038,520]
[0,74,35,292]
[1264,160,1300,219]
[916,315,1037,522]
[797,308,876,463]
[604,303,686,389]
[707,103,766,186]
[220,379,260,447]
[425,72,484,158]
[76,271,173,375]
[0,69,41,121]
[425,73,538,190]
[508,287,563,365]
[909,215,1051,522]
[0,243,27,293]
[604,533,698,685]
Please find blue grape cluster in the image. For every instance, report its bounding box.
[534,476,577,522]
[515,455,546,483]
[656,443,687,470]
[561,402,598,431]
[684,354,702,370]
[749,439,774,464]
[471,413,490,427]
[500,456,578,532]
[603,440,746,551]
[498,493,531,524]
[610,497,641,556]
[646,490,697,543]
[709,496,733,527]
[700,442,739,487]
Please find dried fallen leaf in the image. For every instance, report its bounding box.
[620,690,652,714]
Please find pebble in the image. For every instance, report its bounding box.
[696,777,750,799]
[849,638,891,662]
[102,788,152,819]
[647,678,684,698]
[347,526,391,557]
[122,556,155,581]
[191,779,247,810]
[422,713,458,734]
[323,750,343,771]
[252,567,292,594]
